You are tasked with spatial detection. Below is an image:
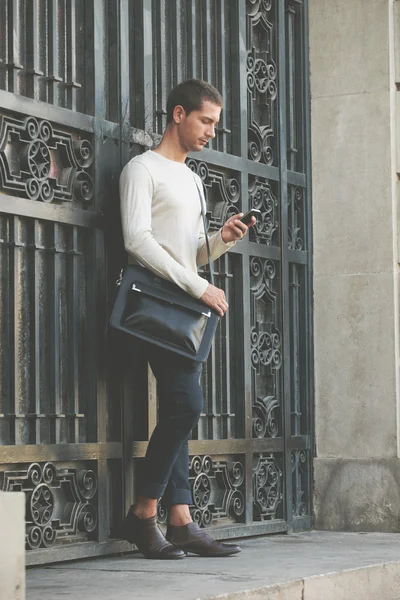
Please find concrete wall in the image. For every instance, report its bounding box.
[310,0,400,530]
[0,491,25,599]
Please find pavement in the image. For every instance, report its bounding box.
[26,531,400,600]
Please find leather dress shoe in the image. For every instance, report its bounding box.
[123,508,185,559]
[166,522,241,557]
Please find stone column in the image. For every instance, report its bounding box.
[0,491,25,599]
[310,0,400,530]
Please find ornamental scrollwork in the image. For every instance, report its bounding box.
[292,450,309,517]
[247,0,277,165]
[288,186,304,250]
[1,461,98,549]
[250,256,277,303]
[247,46,277,106]
[0,114,93,205]
[247,0,272,19]
[249,177,279,245]
[189,455,245,527]
[253,396,279,438]
[187,159,241,229]
[253,454,283,521]
[251,257,282,439]
[158,456,245,527]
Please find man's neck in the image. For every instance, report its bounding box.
[152,130,188,163]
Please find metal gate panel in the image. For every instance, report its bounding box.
[123,0,313,538]
[0,0,313,564]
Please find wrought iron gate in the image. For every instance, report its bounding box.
[0,0,312,565]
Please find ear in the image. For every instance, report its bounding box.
[173,105,186,124]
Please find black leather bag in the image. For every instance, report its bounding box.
[110,177,219,362]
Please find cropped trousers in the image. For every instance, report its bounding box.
[138,343,204,506]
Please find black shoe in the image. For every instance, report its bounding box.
[123,508,185,559]
[166,522,241,557]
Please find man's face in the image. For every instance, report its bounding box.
[174,100,222,152]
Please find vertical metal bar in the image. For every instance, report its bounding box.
[34,220,41,444]
[230,0,253,524]
[176,0,187,83]
[171,0,182,86]
[133,0,154,133]
[0,0,9,91]
[224,254,231,438]
[59,224,70,441]
[26,0,43,99]
[119,0,135,528]
[156,0,166,133]
[91,0,110,542]
[210,322,217,441]
[232,0,248,159]
[303,0,314,513]
[0,215,11,444]
[202,0,213,147]
[38,0,48,102]
[47,0,62,104]
[120,0,130,129]
[187,0,198,78]
[202,0,212,82]
[66,0,81,111]
[89,0,106,119]
[217,262,225,438]
[13,215,20,444]
[278,0,293,531]
[36,220,52,444]
[7,0,24,93]
[59,0,67,107]
[290,263,300,437]
[92,0,106,438]
[14,216,33,445]
[287,3,297,172]
[144,0,154,132]
[53,223,61,443]
[217,0,228,154]
[71,227,80,442]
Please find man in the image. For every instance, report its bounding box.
[119,79,255,559]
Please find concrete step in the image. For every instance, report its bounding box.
[211,562,400,599]
[26,531,400,600]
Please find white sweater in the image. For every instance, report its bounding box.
[119,150,235,299]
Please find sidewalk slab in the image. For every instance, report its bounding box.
[26,531,400,600]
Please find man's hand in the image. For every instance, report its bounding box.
[200,283,228,317]
[221,213,256,243]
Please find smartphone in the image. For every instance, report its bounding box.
[239,209,261,225]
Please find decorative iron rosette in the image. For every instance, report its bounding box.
[253,453,283,521]
[0,114,93,205]
[248,177,279,245]
[1,461,98,549]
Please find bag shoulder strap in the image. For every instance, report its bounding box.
[193,176,215,287]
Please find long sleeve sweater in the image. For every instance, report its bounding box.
[119,150,235,299]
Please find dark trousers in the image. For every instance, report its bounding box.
[139,343,204,506]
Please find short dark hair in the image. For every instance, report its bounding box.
[166,79,223,123]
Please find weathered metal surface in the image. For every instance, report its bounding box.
[0,0,312,562]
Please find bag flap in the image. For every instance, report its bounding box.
[123,265,214,317]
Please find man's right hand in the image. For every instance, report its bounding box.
[200,283,228,317]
